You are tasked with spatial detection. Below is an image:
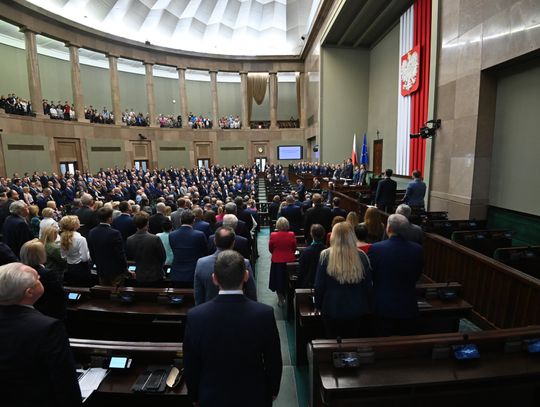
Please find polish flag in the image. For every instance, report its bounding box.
[352,134,358,165]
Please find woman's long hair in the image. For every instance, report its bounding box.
[59,216,79,251]
[321,222,364,284]
[363,207,384,238]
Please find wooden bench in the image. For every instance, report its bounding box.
[307,326,540,407]
[451,229,513,258]
[294,285,471,365]
[494,246,540,280]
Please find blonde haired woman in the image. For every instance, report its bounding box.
[314,222,372,338]
[346,211,359,228]
[268,216,297,306]
[59,215,92,286]
[40,225,67,279]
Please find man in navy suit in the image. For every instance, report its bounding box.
[330,197,347,220]
[207,215,250,259]
[2,201,33,258]
[375,168,397,214]
[295,179,306,201]
[0,263,82,406]
[169,210,208,286]
[88,207,128,286]
[280,195,302,234]
[194,227,256,305]
[184,250,282,406]
[111,201,136,244]
[192,207,212,238]
[403,170,427,209]
[368,214,423,336]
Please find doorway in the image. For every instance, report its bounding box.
[255,157,267,172]
[134,160,148,171]
[60,161,77,175]
[197,158,210,169]
[373,140,383,176]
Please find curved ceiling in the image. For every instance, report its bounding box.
[24,0,322,56]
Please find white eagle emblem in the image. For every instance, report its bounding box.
[401,50,419,92]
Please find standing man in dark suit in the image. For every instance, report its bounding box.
[169,210,208,286]
[194,227,256,305]
[148,202,168,234]
[330,197,347,220]
[126,212,166,285]
[75,193,99,238]
[268,195,281,222]
[0,263,82,406]
[184,250,282,406]
[342,158,354,179]
[2,201,33,258]
[403,169,427,210]
[111,201,136,244]
[193,207,212,238]
[280,195,302,234]
[87,207,128,286]
[304,193,333,243]
[375,169,397,214]
[0,189,20,232]
[295,179,306,202]
[368,214,423,336]
[207,215,250,259]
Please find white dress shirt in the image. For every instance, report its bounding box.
[60,231,90,264]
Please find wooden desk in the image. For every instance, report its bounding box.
[294,288,472,365]
[66,287,194,342]
[309,327,540,407]
[71,339,190,407]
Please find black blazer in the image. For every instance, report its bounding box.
[2,215,33,258]
[75,206,98,238]
[148,212,168,235]
[126,230,166,283]
[184,295,282,407]
[87,224,127,280]
[280,204,302,234]
[298,242,325,288]
[304,205,333,240]
[111,213,137,243]
[0,305,82,407]
[331,207,348,220]
[268,202,280,221]
[375,178,397,210]
[207,234,250,259]
[33,265,67,320]
[0,241,18,264]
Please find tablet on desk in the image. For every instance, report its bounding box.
[128,265,136,272]
[109,356,132,369]
[67,292,81,301]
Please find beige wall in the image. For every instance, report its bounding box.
[217,139,249,166]
[38,54,72,104]
[80,64,112,111]
[489,59,540,216]
[157,140,191,168]
[1,133,53,175]
[0,43,29,99]
[155,76,180,117]
[430,0,540,219]
[367,24,399,172]
[186,80,212,117]
[217,82,241,119]
[85,138,125,173]
[321,47,370,164]
[119,70,147,115]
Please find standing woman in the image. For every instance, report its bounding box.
[361,207,385,243]
[59,215,92,287]
[268,216,297,306]
[315,222,373,338]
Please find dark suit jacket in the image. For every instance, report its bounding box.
[375,178,397,212]
[75,206,98,238]
[87,224,127,280]
[126,230,166,283]
[0,242,18,264]
[280,204,302,234]
[193,219,212,238]
[304,204,333,240]
[207,234,250,259]
[298,242,325,288]
[112,213,137,243]
[368,236,423,319]
[34,265,67,320]
[148,212,168,235]
[215,219,251,243]
[2,215,33,258]
[331,207,348,220]
[0,305,82,407]
[169,226,208,283]
[184,295,282,406]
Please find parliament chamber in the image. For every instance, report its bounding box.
[0,0,540,406]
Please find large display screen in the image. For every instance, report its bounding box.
[277,145,303,160]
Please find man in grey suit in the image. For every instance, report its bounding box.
[170,197,187,230]
[395,204,424,245]
[126,211,166,285]
[194,227,257,305]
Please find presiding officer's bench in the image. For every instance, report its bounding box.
[307,326,540,407]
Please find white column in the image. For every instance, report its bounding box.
[144,62,157,127]
[269,72,278,129]
[21,28,44,117]
[210,70,219,128]
[240,71,249,129]
[67,43,86,122]
[177,67,189,128]
[108,54,122,125]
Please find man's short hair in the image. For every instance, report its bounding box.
[156,202,166,214]
[133,211,149,229]
[310,224,325,242]
[20,239,46,267]
[387,214,409,237]
[214,250,246,290]
[285,195,294,204]
[177,198,186,208]
[222,214,238,229]
[354,225,368,241]
[162,218,172,232]
[395,204,412,219]
[97,207,113,223]
[119,201,130,213]
[0,263,36,304]
[81,193,93,206]
[412,170,422,179]
[332,197,341,207]
[9,200,27,215]
[215,226,236,250]
[385,169,393,177]
[312,193,322,204]
[234,196,244,209]
[192,207,203,218]
[181,209,195,225]
[224,202,237,214]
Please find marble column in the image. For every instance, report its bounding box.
[240,72,249,129]
[177,67,189,128]
[209,70,219,128]
[269,72,278,129]
[66,43,86,122]
[21,28,44,118]
[298,72,307,128]
[107,54,122,125]
[144,62,157,127]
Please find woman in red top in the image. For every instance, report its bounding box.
[269,216,297,306]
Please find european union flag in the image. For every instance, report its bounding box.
[361,133,368,165]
